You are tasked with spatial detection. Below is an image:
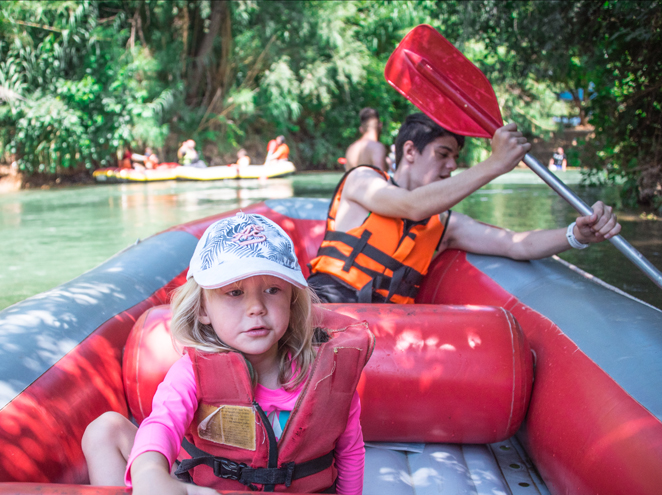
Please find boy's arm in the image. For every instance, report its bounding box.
[343,124,530,221]
[444,202,620,260]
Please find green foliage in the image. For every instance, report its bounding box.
[1,0,660,206]
[0,0,179,172]
[464,0,662,206]
[577,1,662,208]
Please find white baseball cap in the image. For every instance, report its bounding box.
[187,212,307,289]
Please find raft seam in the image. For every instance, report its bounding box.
[499,307,516,437]
[135,308,149,420]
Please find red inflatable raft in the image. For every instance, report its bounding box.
[0,198,661,494]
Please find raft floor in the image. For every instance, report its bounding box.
[363,436,550,494]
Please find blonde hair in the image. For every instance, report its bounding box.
[170,277,319,390]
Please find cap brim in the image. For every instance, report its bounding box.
[191,257,308,290]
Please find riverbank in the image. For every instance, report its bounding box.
[0,164,95,192]
[0,124,596,193]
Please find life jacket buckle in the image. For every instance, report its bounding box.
[214,458,247,481]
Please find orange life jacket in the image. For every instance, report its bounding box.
[309,166,446,304]
[176,322,375,492]
[273,144,289,160]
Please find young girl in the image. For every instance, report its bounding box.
[82,212,371,494]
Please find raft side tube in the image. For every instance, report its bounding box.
[0,231,195,483]
[419,250,662,495]
[124,303,533,445]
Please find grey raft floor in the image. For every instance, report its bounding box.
[362,436,550,495]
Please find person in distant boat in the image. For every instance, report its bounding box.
[143,148,159,170]
[120,147,133,169]
[235,148,251,167]
[307,113,621,304]
[130,147,159,171]
[266,135,289,162]
[178,139,207,168]
[344,108,388,173]
[548,147,567,171]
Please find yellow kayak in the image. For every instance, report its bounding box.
[93,161,296,183]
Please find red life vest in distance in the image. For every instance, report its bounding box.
[309,166,445,304]
[178,322,375,492]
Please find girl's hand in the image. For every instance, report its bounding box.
[574,201,621,243]
[131,452,219,495]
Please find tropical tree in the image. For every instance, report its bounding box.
[1,0,660,208]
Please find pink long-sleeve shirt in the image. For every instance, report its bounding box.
[125,354,364,494]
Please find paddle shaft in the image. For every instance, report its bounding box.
[522,153,662,289]
[415,57,662,289]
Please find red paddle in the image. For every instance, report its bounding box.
[385,24,662,289]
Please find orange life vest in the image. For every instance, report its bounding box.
[309,166,445,304]
[176,322,375,492]
[273,144,290,160]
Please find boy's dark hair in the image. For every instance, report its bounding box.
[359,107,380,127]
[394,113,465,168]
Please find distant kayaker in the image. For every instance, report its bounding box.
[178,139,207,168]
[235,148,250,167]
[548,146,567,171]
[81,213,368,494]
[130,148,159,171]
[344,108,388,173]
[266,135,289,162]
[120,147,133,169]
[143,148,159,170]
[308,113,621,304]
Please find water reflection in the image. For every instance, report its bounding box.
[0,177,298,310]
[0,171,660,310]
[453,178,662,309]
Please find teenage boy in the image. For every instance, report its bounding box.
[308,113,620,304]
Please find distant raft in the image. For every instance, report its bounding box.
[93,161,296,183]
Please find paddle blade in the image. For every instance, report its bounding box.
[385,24,503,138]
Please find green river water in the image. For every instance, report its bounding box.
[1,170,661,311]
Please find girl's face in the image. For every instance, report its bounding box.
[199,275,292,358]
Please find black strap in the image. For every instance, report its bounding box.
[324,230,416,274]
[342,230,372,272]
[318,245,423,302]
[357,278,374,304]
[254,400,278,491]
[175,412,335,490]
[176,440,334,489]
[357,268,420,303]
[317,245,384,280]
[386,265,407,302]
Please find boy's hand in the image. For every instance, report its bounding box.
[488,123,531,174]
[575,201,621,244]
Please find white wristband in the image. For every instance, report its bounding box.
[566,222,589,249]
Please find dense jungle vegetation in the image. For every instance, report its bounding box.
[0,1,660,207]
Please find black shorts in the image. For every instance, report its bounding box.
[307,273,359,303]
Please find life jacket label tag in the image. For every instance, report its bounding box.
[197,404,256,451]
